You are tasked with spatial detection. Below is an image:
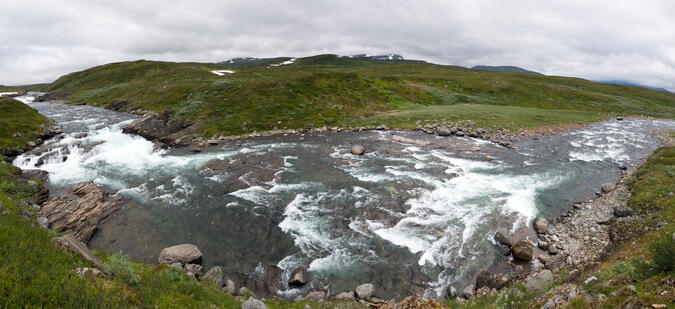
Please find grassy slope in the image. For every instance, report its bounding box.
[45,55,675,137]
[0,98,49,151]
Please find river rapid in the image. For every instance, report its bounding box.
[12,94,675,299]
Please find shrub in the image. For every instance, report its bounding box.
[649,233,675,273]
[103,253,139,286]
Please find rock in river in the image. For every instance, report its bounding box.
[288,267,308,286]
[534,217,548,234]
[355,283,374,299]
[158,244,203,264]
[512,240,534,261]
[350,145,365,155]
[41,181,125,242]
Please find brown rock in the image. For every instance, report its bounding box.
[53,234,105,273]
[41,181,125,242]
[512,240,534,261]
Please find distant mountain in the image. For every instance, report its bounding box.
[471,65,543,75]
[216,57,292,67]
[598,80,671,93]
[349,54,405,61]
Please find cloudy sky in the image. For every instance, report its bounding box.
[1,0,674,91]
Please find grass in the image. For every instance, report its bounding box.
[41,55,675,138]
[0,98,50,152]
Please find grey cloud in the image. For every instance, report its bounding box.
[1,0,674,91]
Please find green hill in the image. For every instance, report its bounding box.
[0,97,50,154]
[44,55,675,137]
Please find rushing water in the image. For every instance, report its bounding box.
[13,94,675,299]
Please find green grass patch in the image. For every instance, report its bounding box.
[0,98,50,151]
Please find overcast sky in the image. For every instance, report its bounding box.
[1,0,674,91]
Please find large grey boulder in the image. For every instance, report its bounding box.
[223,279,236,294]
[288,267,308,286]
[201,266,223,286]
[534,217,548,234]
[241,298,268,309]
[158,244,202,264]
[355,283,374,299]
[525,270,553,291]
[512,240,534,261]
[36,216,49,229]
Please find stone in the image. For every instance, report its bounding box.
[545,254,565,271]
[548,246,559,255]
[476,286,490,297]
[534,217,548,234]
[158,244,202,264]
[485,155,494,161]
[494,229,514,247]
[201,266,223,286]
[289,267,308,286]
[601,183,614,193]
[223,279,236,294]
[541,298,555,309]
[41,181,126,242]
[36,216,49,229]
[462,284,475,299]
[613,205,632,217]
[584,276,597,284]
[475,271,510,289]
[446,286,457,298]
[567,289,577,300]
[184,263,203,277]
[437,127,452,136]
[350,145,365,155]
[53,234,105,272]
[355,283,374,299]
[168,262,183,271]
[304,291,326,301]
[27,141,37,147]
[122,110,185,143]
[335,291,355,299]
[241,298,268,309]
[525,270,553,291]
[538,241,549,250]
[75,267,103,279]
[512,240,534,261]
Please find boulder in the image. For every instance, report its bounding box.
[512,240,534,261]
[41,181,125,242]
[355,283,374,299]
[601,183,614,193]
[75,267,103,279]
[446,285,457,298]
[461,284,474,299]
[475,270,510,289]
[158,244,202,264]
[437,127,452,136]
[184,263,204,277]
[241,298,268,309]
[350,145,365,155]
[538,241,549,250]
[288,267,308,286]
[534,217,548,234]
[122,110,186,143]
[525,270,553,291]
[476,286,490,297]
[494,229,514,247]
[223,279,236,294]
[613,205,632,217]
[304,291,326,301]
[201,266,223,286]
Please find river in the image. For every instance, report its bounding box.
[12,94,675,299]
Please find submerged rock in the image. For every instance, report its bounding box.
[350,145,365,155]
[158,244,203,264]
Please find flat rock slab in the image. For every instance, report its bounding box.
[41,181,125,242]
[53,234,105,273]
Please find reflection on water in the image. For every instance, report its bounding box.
[13,95,675,299]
